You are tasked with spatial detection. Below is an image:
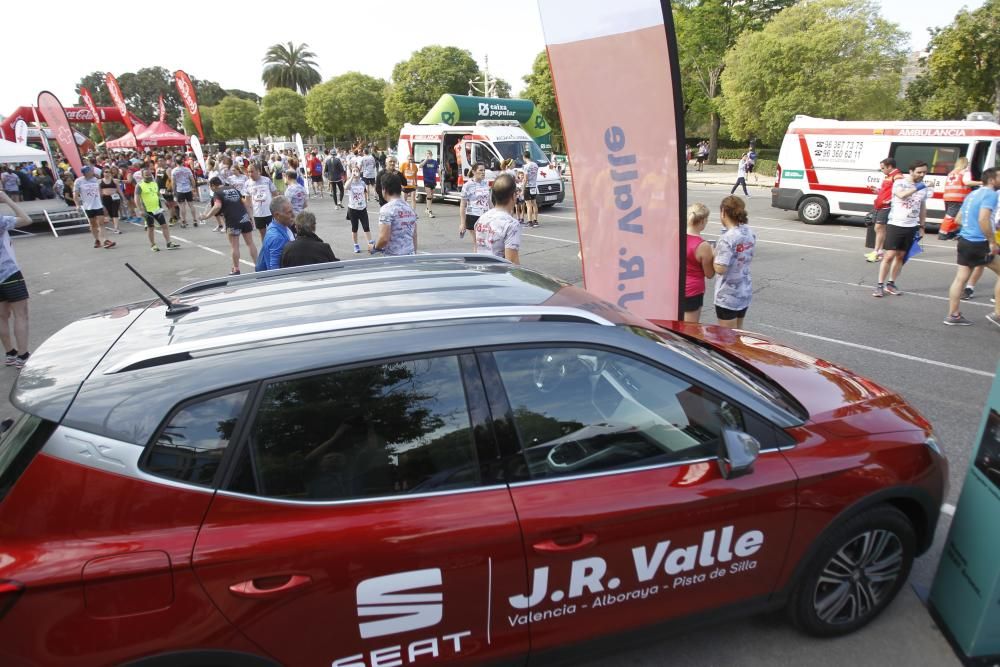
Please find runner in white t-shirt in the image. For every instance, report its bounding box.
[874,161,930,297]
[361,150,378,201]
[284,170,308,215]
[474,173,521,264]
[242,163,278,243]
[345,166,373,253]
[171,158,196,227]
[459,164,492,249]
[522,151,540,227]
[73,166,115,249]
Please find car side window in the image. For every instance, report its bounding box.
[493,347,743,480]
[237,356,480,501]
[144,390,249,486]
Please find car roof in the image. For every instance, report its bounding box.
[13,256,641,427]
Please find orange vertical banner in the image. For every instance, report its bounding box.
[537,0,686,320]
[105,73,134,138]
[174,70,204,142]
[79,87,105,141]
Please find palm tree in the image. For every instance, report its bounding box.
[261,42,322,94]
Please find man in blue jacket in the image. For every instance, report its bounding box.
[255,196,295,272]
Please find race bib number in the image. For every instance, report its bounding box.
[111,193,120,201]
[253,188,268,203]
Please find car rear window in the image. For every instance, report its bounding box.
[143,390,249,486]
[0,412,56,504]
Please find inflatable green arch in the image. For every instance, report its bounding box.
[419,94,553,154]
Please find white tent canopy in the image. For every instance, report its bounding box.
[0,138,48,164]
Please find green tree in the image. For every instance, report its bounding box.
[521,52,564,152]
[384,46,481,135]
[213,96,260,141]
[116,66,181,127]
[226,89,262,103]
[262,41,322,94]
[904,1,1000,119]
[719,0,905,146]
[182,107,216,142]
[673,0,796,158]
[258,88,308,139]
[193,79,227,107]
[493,77,512,98]
[305,72,387,141]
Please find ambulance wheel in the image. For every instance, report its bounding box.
[416,193,426,204]
[798,196,829,225]
[786,505,915,637]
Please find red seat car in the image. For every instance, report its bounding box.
[0,257,946,666]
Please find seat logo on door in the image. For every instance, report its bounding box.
[356,568,443,639]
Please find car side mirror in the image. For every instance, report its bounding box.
[718,428,759,479]
[489,159,500,171]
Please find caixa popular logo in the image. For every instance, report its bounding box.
[478,102,490,116]
[355,568,443,639]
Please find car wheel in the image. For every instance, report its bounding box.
[787,505,915,637]
[416,193,426,204]
[797,196,829,225]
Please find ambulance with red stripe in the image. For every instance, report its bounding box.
[397,120,565,208]
[771,113,1000,230]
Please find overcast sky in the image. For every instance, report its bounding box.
[0,0,984,115]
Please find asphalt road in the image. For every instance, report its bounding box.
[1,180,986,666]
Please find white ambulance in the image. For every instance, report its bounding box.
[771,113,1000,229]
[397,120,565,208]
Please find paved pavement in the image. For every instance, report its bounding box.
[0,175,981,666]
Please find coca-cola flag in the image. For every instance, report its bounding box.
[174,70,204,141]
[79,86,105,140]
[105,72,134,136]
[158,95,166,124]
[37,91,84,177]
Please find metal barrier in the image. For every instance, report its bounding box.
[43,208,91,238]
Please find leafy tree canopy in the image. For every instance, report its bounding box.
[719,0,906,145]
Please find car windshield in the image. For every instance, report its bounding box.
[622,326,808,422]
[494,140,549,167]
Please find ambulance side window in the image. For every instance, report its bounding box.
[414,143,438,162]
[996,142,1000,170]
[889,143,966,176]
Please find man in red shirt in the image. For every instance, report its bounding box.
[306,151,323,198]
[865,157,903,262]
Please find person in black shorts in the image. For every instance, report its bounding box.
[0,191,32,368]
[99,171,122,234]
[202,177,259,275]
[943,168,1000,326]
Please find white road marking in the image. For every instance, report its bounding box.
[817,278,995,308]
[759,325,995,378]
[38,289,53,295]
[941,503,955,517]
[537,212,579,221]
[702,232,847,253]
[737,222,956,251]
[524,233,580,244]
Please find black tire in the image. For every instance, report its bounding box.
[786,505,915,637]
[797,196,829,225]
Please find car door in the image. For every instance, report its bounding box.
[192,353,529,667]
[480,345,798,656]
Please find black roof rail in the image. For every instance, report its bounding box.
[171,254,510,296]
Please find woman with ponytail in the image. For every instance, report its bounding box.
[713,195,757,329]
